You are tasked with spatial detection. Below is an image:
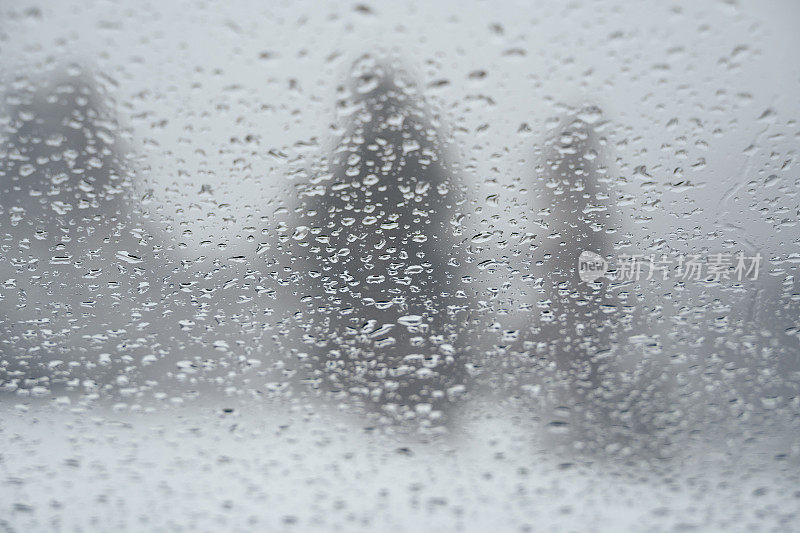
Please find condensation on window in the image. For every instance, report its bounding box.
[1,0,799,531]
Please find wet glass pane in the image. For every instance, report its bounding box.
[1,0,799,530]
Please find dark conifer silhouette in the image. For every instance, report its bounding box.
[275,55,473,427]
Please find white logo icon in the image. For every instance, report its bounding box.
[578,251,608,283]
